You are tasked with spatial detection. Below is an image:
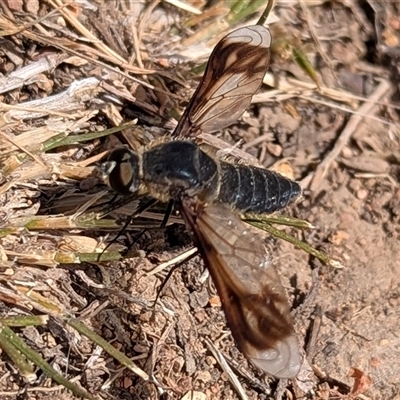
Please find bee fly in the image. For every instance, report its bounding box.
[102,16,302,379]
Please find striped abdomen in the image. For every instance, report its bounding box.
[215,162,301,214]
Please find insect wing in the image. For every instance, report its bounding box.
[173,25,271,138]
[181,201,301,378]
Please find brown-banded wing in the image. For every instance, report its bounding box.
[172,25,271,138]
[181,200,301,378]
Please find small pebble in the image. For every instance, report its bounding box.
[209,295,221,307]
[195,370,212,384]
[356,189,369,200]
[342,147,353,158]
[329,230,350,245]
[266,143,282,157]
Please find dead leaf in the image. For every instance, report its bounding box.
[348,367,372,396]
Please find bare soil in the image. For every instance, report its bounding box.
[0,1,399,400]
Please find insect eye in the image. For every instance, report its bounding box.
[103,148,141,195]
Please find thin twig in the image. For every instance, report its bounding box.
[0,131,45,166]
[146,247,198,276]
[204,338,250,400]
[299,0,336,84]
[308,79,392,192]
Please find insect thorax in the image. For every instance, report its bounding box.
[142,140,219,201]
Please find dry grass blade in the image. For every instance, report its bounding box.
[146,247,198,276]
[0,10,156,79]
[67,318,150,383]
[48,0,126,65]
[247,218,344,268]
[308,79,393,191]
[0,130,45,166]
[0,327,36,383]
[1,77,100,121]
[205,338,250,400]
[0,325,96,400]
[165,0,202,15]
[1,0,399,398]
[0,54,67,95]
[0,280,151,394]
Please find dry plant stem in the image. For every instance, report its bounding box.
[0,102,79,121]
[298,94,393,128]
[1,315,48,327]
[49,0,126,65]
[305,307,322,359]
[298,0,335,83]
[205,338,250,400]
[11,214,122,231]
[309,79,392,192]
[138,0,161,56]
[0,326,36,382]
[1,287,150,394]
[258,74,400,120]
[0,326,96,400]
[248,221,343,268]
[146,247,198,276]
[2,1,77,36]
[0,54,67,94]
[0,14,156,81]
[1,77,100,121]
[55,251,123,264]
[0,1,13,18]
[68,318,150,382]
[165,0,202,14]
[0,130,44,166]
[130,25,144,70]
[256,75,361,109]
[243,214,315,229]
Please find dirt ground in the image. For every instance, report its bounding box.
[0,1,399,400]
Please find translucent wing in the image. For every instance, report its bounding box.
[173,25,271,138]
[181,200,301,378]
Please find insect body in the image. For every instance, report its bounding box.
[106,140,300,214]
[103,15,303,379]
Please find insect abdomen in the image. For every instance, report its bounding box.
[217,162,301,213]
